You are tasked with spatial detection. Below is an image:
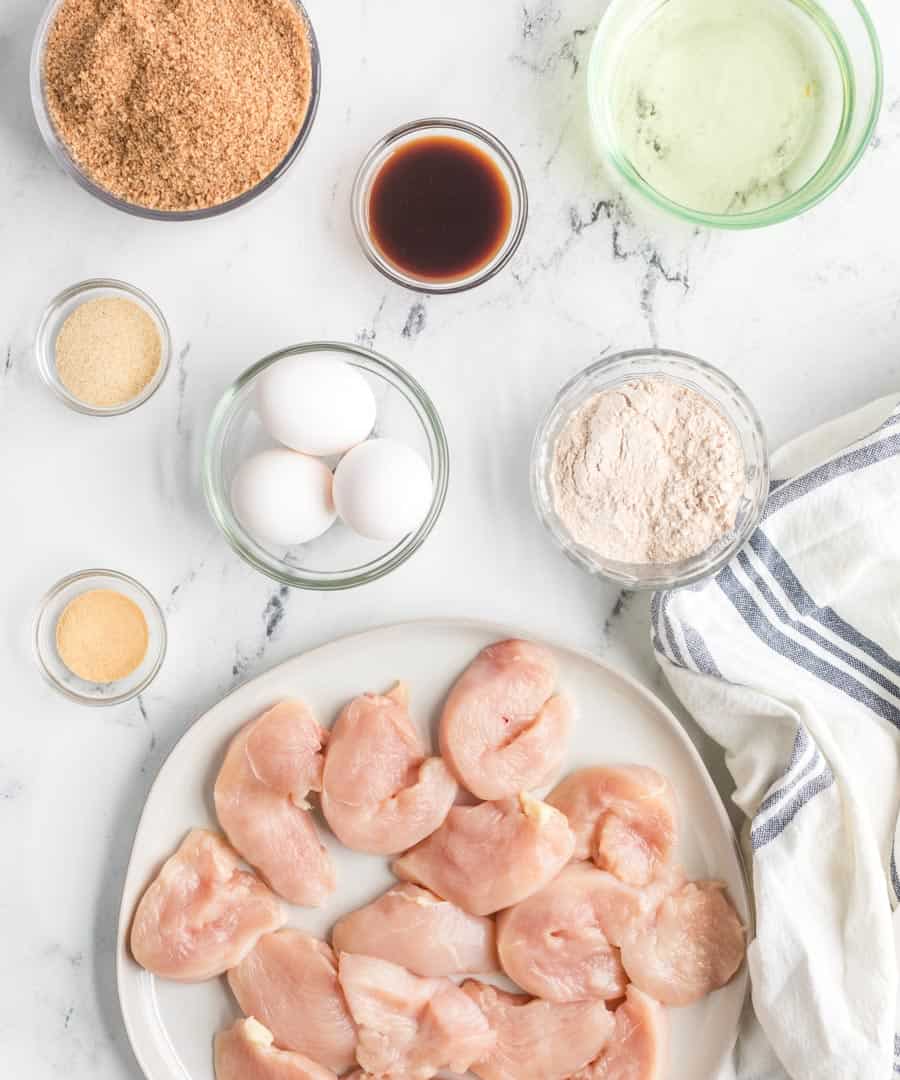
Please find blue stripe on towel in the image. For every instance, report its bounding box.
[751,764,835,850]
[787,727,810,767]
[749,531,900,682]
[755,750,823,819]
[717,565,900,728]
[891,851,900,905]
[661,593,686,668]
[649,593,669,660]
[756,730,820,815]
[652,589,720,676]
[879,407,900,430]
[763,431,900,519]
[736,551,900,716]
[681,624,722,677]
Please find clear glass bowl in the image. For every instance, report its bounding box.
[588,0,882,229]
[204,342,449,590]
[351,118,528,293]
[35,278,172,416]
[531,350,770,590]
[30,0,321,221]
[34,569,167,706]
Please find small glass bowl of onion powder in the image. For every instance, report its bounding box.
[36,278,171,416]
[34,569,167,705]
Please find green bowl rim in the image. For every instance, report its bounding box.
[587,0,884,230]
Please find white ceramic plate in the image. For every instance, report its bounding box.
[117,619,750,1080]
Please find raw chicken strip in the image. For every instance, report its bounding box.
[215,1018,338,1080]
[522,862,686,952]
[620,881,745,1006]
[338,953,495,1079]
[570,987,668,1080]
[321,683,457,855]
[130,829,284,982]
[228,930,357,1073]
[215,701,335,907]
[393,793,575,916]
[461,980,614,1080]
[547,767,677,887]
[496,863,628,1002]
[332,883,498,977]
[439,639,573,800]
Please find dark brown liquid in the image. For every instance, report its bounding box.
[368,136,513,283]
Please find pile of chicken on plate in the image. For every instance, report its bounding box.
[131,639,746,1080]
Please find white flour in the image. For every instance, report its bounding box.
[550,378,745,564]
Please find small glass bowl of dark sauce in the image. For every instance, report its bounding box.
[352,118,528,294]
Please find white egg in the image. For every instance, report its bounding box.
[256,353,377,457]
[231,448,336,547]
[333,438,432,542]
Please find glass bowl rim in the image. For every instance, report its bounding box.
[34,567,168,706]
[30,0,322,222]
[203,340,450,590]
[35,277,173,416]
[350,116,529,294]
[530,348,771,590]
[587,0,884,230]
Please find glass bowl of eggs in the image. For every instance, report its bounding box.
[203,342,449,589]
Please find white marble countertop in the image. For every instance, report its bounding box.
[1,0,898,1074]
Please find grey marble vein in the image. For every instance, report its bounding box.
[356,295,387,349]
[0,775,23,801]
[401,300,427,339]
[174,342,191,437]
[232,586,291,680]
[263,585,289,640]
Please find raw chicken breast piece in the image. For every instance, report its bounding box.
[393,793,575,916]
[228,930,357,1073]
[496,862,628,1002]
[332,882,498,977]
[461,979,614,1080]
[439,639,573,800]
[620,881,745,1006]
[542,863,686,951]
[571,987,668,1080]
[321,683,457,855]
[547,766,678,887]
[215,1018,338,1080]
[215,701,335,907]
[130,829,284,982]
[338,953,495,1079]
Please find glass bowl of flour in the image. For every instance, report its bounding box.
[531,350,769,590]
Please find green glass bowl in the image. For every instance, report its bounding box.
[588,0,882,229]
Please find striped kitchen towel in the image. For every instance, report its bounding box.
[652,393,900,1080]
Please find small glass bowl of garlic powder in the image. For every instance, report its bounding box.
[531,350,770,590]
[34,569,167,705]
[36,278,171,415]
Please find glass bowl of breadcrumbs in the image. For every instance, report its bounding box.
[30,0,321,220]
